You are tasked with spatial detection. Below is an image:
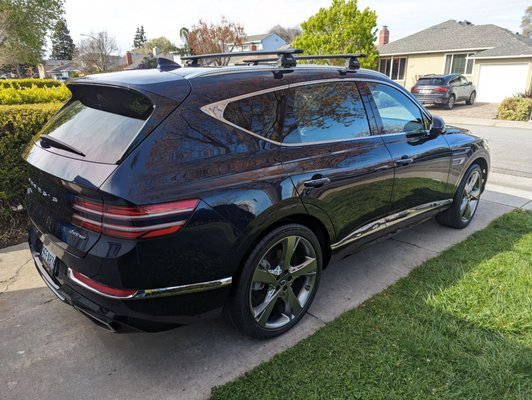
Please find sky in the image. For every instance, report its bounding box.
[63,0,530,55]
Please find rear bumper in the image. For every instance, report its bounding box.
[412,94,449,104]
[29,225,232,332]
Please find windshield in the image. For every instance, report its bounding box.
[416,78,444,86]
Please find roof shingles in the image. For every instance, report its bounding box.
[379,20,532,58]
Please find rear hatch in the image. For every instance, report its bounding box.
[25,80,186,256]
[412,77,448,96]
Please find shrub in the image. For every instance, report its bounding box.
[0,80,71,105]
[0,103,62,225]
[497,97,532,121]
[0,78,64,89]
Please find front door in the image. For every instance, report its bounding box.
[364,82,451,220]
[281,81,395,249]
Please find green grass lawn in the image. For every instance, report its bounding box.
[212,210,532,400]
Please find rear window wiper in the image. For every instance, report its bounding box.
[39,134,86,157]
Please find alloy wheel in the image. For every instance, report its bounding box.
[460,170,481,223]
[249,235,318,330]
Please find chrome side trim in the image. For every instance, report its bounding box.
[200,77,431,147]
[67,268,232,300]
[331,199,453,250]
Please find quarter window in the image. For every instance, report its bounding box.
[444,53,475,75]
[223,91,285,142]
[282,82,370,144]
[368,83,425,134]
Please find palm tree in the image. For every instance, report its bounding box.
[179,27,192,56]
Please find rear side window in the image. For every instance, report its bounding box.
[223,91,285,142]
[282,82,370,144]
[417,78,443,85]
[38,86,153,164]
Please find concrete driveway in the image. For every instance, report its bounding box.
[1,187,530,400]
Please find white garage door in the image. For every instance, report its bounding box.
[476,63,529,103]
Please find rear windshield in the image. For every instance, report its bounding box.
[416,78,444,86]
[37,86,153,164]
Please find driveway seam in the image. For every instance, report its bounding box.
[389,237,439,253]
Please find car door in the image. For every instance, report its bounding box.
[363,82,451,225]
[281,80,395,250]
[460,76,472,98]
[449,76,463,100]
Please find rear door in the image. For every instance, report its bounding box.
[281,80,394,248]
[363,82,451,220]
[24,85,176,256]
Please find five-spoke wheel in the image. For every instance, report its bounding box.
[228,224,322,338]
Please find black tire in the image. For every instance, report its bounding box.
[436,163,483,229]
[466,91,476,105]
[445,94,456,110]
[227,224,322,339]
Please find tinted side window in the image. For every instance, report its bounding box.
[223,91,284,141]
[368,83,424,134]
[460,76,469,85]
[282,82,370,144]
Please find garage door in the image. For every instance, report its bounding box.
[476,63,529,103]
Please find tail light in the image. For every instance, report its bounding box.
[411,86,417,92]
[72,197,200,239]
[434,87,449,92]
[68,269,138,298]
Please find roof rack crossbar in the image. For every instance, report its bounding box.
[181,49,304,68]
[295,54,367,70]
[243,57,279,66]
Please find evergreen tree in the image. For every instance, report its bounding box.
[50,18,75,60]
[133,26,147,49]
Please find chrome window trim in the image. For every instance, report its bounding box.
[67,268,232,300]
[200,78,432,147]
[330,199,453,250]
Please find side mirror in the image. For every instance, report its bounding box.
[430,115,446,135]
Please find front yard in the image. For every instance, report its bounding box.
[213,210,532,399]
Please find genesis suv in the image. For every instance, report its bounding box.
[25,50,489,338]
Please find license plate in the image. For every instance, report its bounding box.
[41,244,57,275]
[420,89,432,94]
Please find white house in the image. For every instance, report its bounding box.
[231,33,287,52]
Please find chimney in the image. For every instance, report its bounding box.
[125,51,133,66]
[378,26,389,46]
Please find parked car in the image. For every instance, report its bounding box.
[25,51,489,338]
[411,74,476,109]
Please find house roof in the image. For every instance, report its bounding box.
[379,20,532,58]
[245,33,272,43]
[48,61,80,74]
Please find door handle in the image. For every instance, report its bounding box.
[303,175,331,188]
[396,156,414,166]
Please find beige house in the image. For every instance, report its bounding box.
[378,20,532,102]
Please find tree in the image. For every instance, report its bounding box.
[521,6,532,38]
[77,31,119,73]
[139,36,178,54]
[188,17,246,65]
[133,26,147,49]
[0,0,65,71]
[292,0,378,69]
[269,25,302,43]
[50,18,75,60]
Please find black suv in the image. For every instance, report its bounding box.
[25,50,489,338]
[411,74,476,109]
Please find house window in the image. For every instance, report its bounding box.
[378,57,406,80]
[444,53,475,75]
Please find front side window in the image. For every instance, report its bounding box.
[367,83,425,134]
[223,90,285,142]
[378,57,407,80]
[445,53,475,75]
[282,82,370,144]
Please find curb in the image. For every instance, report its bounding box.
[444,116,532,129]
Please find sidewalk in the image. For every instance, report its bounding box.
[0,189,531,400]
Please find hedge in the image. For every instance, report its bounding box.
[0,103,62,224]
[0,78,65,89]
[0,81,71,105]
[497,97,532,121]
